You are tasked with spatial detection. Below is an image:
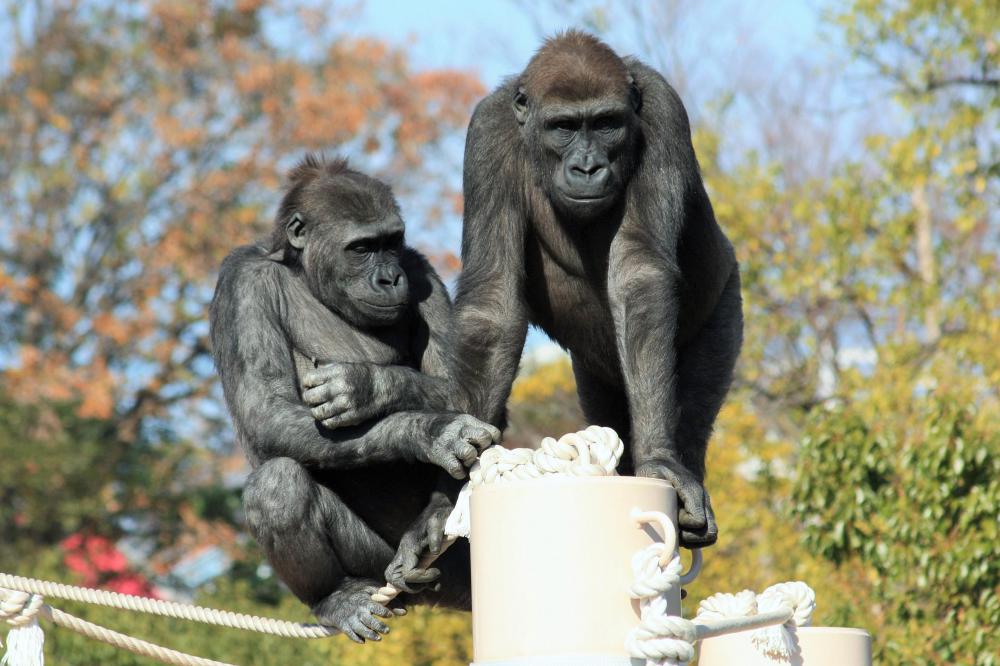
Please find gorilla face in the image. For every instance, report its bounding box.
[515,90,639,223]
[298,215,410,329]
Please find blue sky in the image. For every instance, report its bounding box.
[352,1,825,90]
[339,0,840,355]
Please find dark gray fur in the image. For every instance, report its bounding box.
[210,156,497,642]
[450,32,743,547]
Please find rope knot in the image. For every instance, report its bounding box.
[1,590,43,627]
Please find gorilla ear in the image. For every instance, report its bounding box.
[628,77,642,114]
[512,86,529,125]
[286,212,307,250]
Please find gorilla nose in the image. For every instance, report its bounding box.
[377,271,402,287]
[566,157,609,190]
[373,266,407,295]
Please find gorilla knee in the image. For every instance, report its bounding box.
[243,457,314,535]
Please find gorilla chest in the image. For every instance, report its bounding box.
[525,236,619,377]
[284,287,410,368]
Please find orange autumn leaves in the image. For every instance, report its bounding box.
[0,1,482,428]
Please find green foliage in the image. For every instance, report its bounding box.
[2,1,997,665]
[794,398,1000,664]
[8,550,471,666]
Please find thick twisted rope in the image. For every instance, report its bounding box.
[625,555,817,666]
[0,574,335,638]
[372,425,624,604]
[1,426,626,666]
[0,574,339,666]
[0,587,232,666]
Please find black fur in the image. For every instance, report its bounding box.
[450,32,743,547]
[210,156,497,642]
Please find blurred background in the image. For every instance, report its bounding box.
[0,1,996,664]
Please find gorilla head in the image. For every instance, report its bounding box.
[269,155,409,328]
[512,31,642,222]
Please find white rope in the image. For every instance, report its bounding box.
[3,425,818,666]
[372,425,624,604]
[445,425,625,539]
[0,574,335,638]
[0,574,338,666]
[624,562,817,666]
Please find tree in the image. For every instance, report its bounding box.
[0,3,484,662]
[0,0,482,443]
[0,0,482,567]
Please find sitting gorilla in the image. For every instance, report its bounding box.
[209,155,498,642]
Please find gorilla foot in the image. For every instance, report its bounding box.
[312,578,405,643]
[635,459,718,547]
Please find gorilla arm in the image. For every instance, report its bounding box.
[612,61,721,543]
[210,254,492,477]
[449,89,530,428]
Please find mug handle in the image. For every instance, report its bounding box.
[630,507,703,584]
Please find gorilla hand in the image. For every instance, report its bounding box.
[419,414,500,479]
[636,456,717,547]
[311,579,405,644]
[302,362,379,429]
[384,494,452,594]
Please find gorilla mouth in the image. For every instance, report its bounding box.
[359,299,407,310]
[564,193,609,201]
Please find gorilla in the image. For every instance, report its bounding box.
[450,31,743,547]
[210,155,498,642]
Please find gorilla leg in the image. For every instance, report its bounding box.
[243,457,398,641]
[405,539,472,611]
[674,269,743,481]
[571,355,634,474]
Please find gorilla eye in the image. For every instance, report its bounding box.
[347,242,372,255]
[548,118,579,133]
[385,232,404,252]
[594,116,622,132]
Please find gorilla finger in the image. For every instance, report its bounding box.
[300,369,330,389]
[301,386,330,405]
[311,400,344,421]
[359,613,390,635]
[322,410,366,429]
[456,442,478,465]
[342,627,364,644]
[676,488,708,529]
[427,528,443,554]
[439,458,467,479]
[385,568,414,592]
[351,619,381,642]
[392,607,407,616]
[404,567,440,584]
[365,602,394,619]
[681,527,718,547]
[463,428,496,451]
[678,504,708,530]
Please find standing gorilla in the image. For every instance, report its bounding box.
[450,32,742,547]
[210,155,498,642]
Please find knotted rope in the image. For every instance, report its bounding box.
[3,425,818,666]
[372,425,625,604]
[625,552,817,666]
[0,573,341,666]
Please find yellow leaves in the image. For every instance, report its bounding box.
[4,347,118,420]
[510,357,576,404]
[92,313,131,345]
[25,88,49,110]
[49,113,71,132]
[153,114,206,149]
